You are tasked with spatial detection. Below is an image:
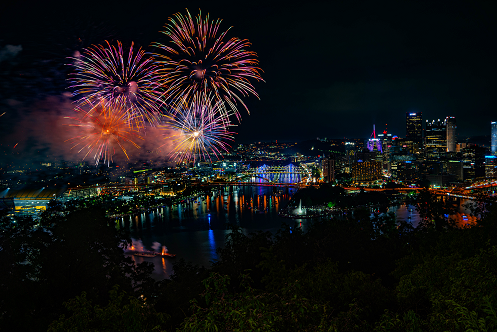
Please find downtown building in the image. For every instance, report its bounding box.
[405,112,423,154]
[322,155,335,183]
[351,159,383,185]
[492,121,497,156]
[446,116,456,152]
[425,118,447,158]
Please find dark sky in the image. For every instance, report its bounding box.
[1,0,496,156]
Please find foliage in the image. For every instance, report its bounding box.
[0,207,154,331]
[48,285,168,332]
[178,272,337,332]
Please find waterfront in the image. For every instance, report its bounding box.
[121,184,479,280]
[121,184,302,279]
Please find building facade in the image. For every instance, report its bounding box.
[492,121,497,156]
[322,156,335,183]
[425,119,447,158]
[446,116,456,152]
[406,112,423,154]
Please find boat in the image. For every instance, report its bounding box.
[128,250,156,258]
[155,246,177,258]
[155,252,177,258]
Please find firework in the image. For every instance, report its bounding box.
[68,41,163,125]
[161,96,234,163]
[65,100,143,165]
[152,9,263,121]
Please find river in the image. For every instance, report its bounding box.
[119,185,478,280]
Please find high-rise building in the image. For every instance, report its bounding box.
[446,116,456,152]
[485,156,497,179]
[492,121,497,156]
[425,119,447,158]
[322,155,335,183]
[351,160,383,184]
[406,112,423,141]
[406,112,423,154]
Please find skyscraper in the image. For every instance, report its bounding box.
[446,116,456,152]
[406,112,423,141]
[322,155,335,183]
[425,118,446,158]
[406,112,422,154]
[492,121,497,156]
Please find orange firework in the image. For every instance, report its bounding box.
[65,100,143,165]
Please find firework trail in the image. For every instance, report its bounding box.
[152,9,263,121]
[68,41,163,125]
[161,96,235,163]
[65,100,143,165]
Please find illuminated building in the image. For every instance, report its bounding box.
[391,160,418,184]
[492,121,497,156]
[351,160,382,184]
[322,155,335,183]
[447,160,463,181]
[425,118,446,158]
[446,116,456,152]
[0,187,62,217]
[367,125,382,153]
[485,156,497,178]
[377,131,392,174]
[406,112,422,154]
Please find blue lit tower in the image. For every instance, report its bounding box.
[367,124,382,152]
[492,121,497,156]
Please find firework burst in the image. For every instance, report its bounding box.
[65,100,143,165]
[152,9,263,121]
[68,40,163,125]
[161,96,234,163]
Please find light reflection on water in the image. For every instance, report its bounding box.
[121,185,300,280]
[121,185,479,280]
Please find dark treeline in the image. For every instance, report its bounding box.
[1,190,497,331]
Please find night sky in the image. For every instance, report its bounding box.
[1,0,496,161]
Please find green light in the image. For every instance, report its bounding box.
[133,169,151,173]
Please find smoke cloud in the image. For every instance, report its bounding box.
[0,94,177,167]
[0,44,22,63]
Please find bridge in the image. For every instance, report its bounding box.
[244,164,308,176]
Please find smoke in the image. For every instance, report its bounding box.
[0,94,178,167]
[124,239,167,254]
[126,238,145,252]
[0,44,22,63]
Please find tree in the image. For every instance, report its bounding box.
[48,285,168,332]
[414,189,457,231]
[0,207,155,331]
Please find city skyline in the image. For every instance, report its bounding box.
[0,0,496,161]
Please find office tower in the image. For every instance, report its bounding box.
[446,116,456,152]
[351,160,383,184]
[485,155,497,179]
[425,118,447,158]
[406,112,422,154]
[322,155,335,183]
[367,125,382,152]
[492,121,497,156]
[406,112,423,141]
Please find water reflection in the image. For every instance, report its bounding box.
[123,185,299,280]
[122,185,480,280]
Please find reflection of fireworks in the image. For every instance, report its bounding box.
[65,101,143,165]
[161,97,234,163]
[152,9,263,121]
[69,41,163,124]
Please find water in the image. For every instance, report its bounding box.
[120,185,302,280]
[391,198,477,228]
[120,185,478,280]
